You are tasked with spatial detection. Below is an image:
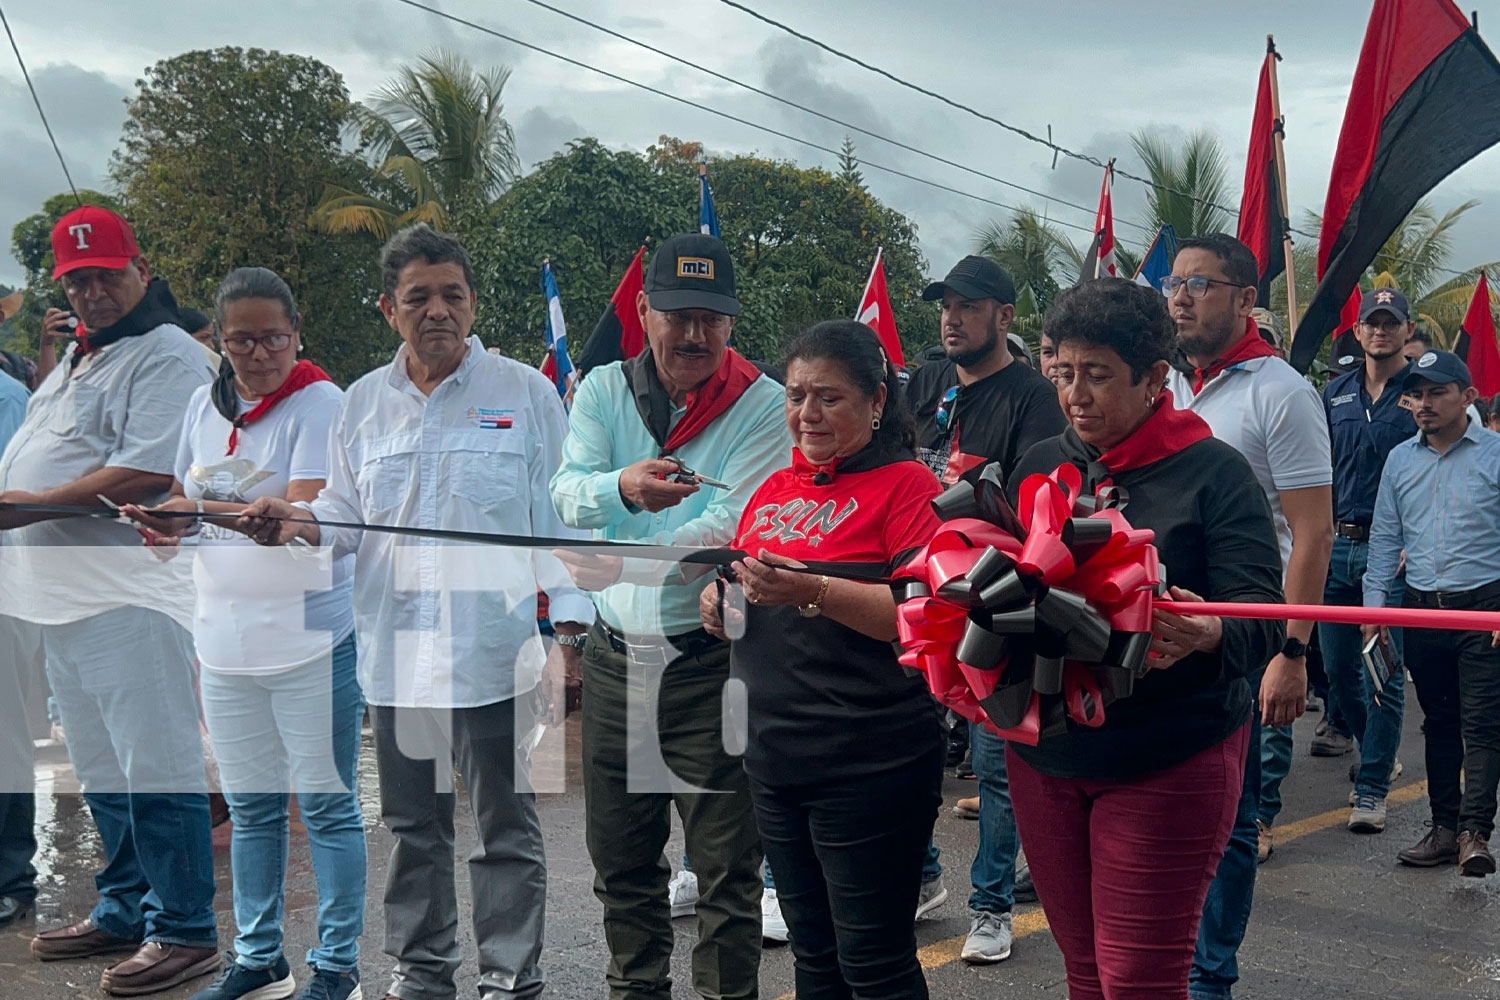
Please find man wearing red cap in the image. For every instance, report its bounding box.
[0,206,219,995]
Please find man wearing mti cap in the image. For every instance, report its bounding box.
[551,234,790,1000]
[1364,350,1500,877]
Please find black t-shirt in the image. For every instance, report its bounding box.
[906,357,1067,488]
[1007,434,1286,780]
[729,441,946,787]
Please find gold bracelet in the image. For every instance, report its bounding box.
[799,575,831,618]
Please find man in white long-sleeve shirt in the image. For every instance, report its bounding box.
[242,224,593,1000]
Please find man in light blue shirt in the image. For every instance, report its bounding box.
[1364,350,1500,877]
[551,234,789,1000]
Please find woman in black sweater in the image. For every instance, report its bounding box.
[1006,279,1284,999]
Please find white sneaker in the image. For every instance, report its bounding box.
[914,876,948,921]
[668,870,699,918]
[1348,795,1388,833]
[760,888,789,943]
[961,909,1014,964]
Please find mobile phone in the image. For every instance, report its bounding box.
[1361,633,1398,704]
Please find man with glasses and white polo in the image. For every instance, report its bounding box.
[1163,233,1333,1000]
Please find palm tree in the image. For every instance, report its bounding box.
[973,207,1072,311]
[311,50,520,239]
[1129,129,1232,240]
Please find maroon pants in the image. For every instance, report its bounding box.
[1007,724,1249,1000]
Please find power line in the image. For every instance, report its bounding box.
[712,0,1482,281]
[392,0,1100,236]
[1,4,80,205]
[515,0,1154,235]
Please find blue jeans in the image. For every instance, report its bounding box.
[1257,723,1293,826]
[43,607,217,945]
[1191,686,1262,1000]
[967,723,1017,913]
[200,634,366,973]
[1319,537,1406,798]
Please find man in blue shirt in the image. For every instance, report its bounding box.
[551,234,789,1000]
[1320,289,1414,834]
[1364,350,1500,877]
[0,365,34,931]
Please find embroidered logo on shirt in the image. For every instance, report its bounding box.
[747,498,858,546]
[467,406,514,429]
[1331,393,1357,406]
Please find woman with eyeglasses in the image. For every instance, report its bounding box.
[122,267,365,1000]
[1003,278,1285,1000]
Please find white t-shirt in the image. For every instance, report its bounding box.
[175,380,355,673]
[0,324,214,627]
[1168,357,1332,570]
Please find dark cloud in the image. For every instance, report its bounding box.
[514,106,588,170]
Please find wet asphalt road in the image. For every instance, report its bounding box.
[4,708,1500,1000]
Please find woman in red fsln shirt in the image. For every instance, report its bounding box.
[700,320,945,1000]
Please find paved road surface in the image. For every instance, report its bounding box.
[4,709,1498,999]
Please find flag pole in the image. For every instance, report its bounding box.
[1267,35,1299,335]
[856,247,884,320]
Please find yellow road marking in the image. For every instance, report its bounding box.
[769,780,1429,999]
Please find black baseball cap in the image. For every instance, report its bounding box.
[1402,349,1472,391]
[922,255,1016,305]
[645,233,740,316]
[1360,287,1411,323]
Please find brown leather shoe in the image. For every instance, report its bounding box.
[100,941,219,996]
[31,918,139,961]
[1459,830,1497,877]
[1398,824,1460,867]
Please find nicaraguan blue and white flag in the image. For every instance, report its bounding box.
[540,260,576,408]
[1134,223,1179,293]
[699,165,721,237]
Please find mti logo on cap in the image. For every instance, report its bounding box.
[676,257,716,280]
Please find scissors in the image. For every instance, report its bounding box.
[661,455,731,490]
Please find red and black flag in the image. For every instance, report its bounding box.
[1454,272,1500,396]
[576,245,647,376]
[1289,0,1500,372]
[1238,39,1286,305]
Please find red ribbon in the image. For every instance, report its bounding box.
[894,465,1159,746]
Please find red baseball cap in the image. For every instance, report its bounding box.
[52,205,140,279]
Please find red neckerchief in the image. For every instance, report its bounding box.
[1094,390,1212,477]
[1191,318,1276,394]
[662,349,763,452]
[226,360,334,455]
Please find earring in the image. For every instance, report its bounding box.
[872,415,882,430]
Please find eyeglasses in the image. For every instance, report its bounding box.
[1360,318,1406,333]
[221,333,294,355]
[935,385,960,433]
[1159,275,1250,299]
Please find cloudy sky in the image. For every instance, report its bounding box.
[3,0,1499,293]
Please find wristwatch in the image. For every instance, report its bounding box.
[1280,636,1308,660]
[799,576,831,618]
[553,632,589,650]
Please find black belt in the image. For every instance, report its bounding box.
[595,622,722,664]
[1404,579,1500,610]
[1335,522,1370,541]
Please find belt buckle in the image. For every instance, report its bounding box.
[624,641,672,669]
[1435,591,1451,609]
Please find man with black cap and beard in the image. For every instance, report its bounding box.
[905,256,1066,966]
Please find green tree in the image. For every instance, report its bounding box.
[467,137,931,364]
[837,135,865,190]
[110,47,393,383]
[1129,129,1232,239]
[972,206,1072,314]
[311,50,520,240]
